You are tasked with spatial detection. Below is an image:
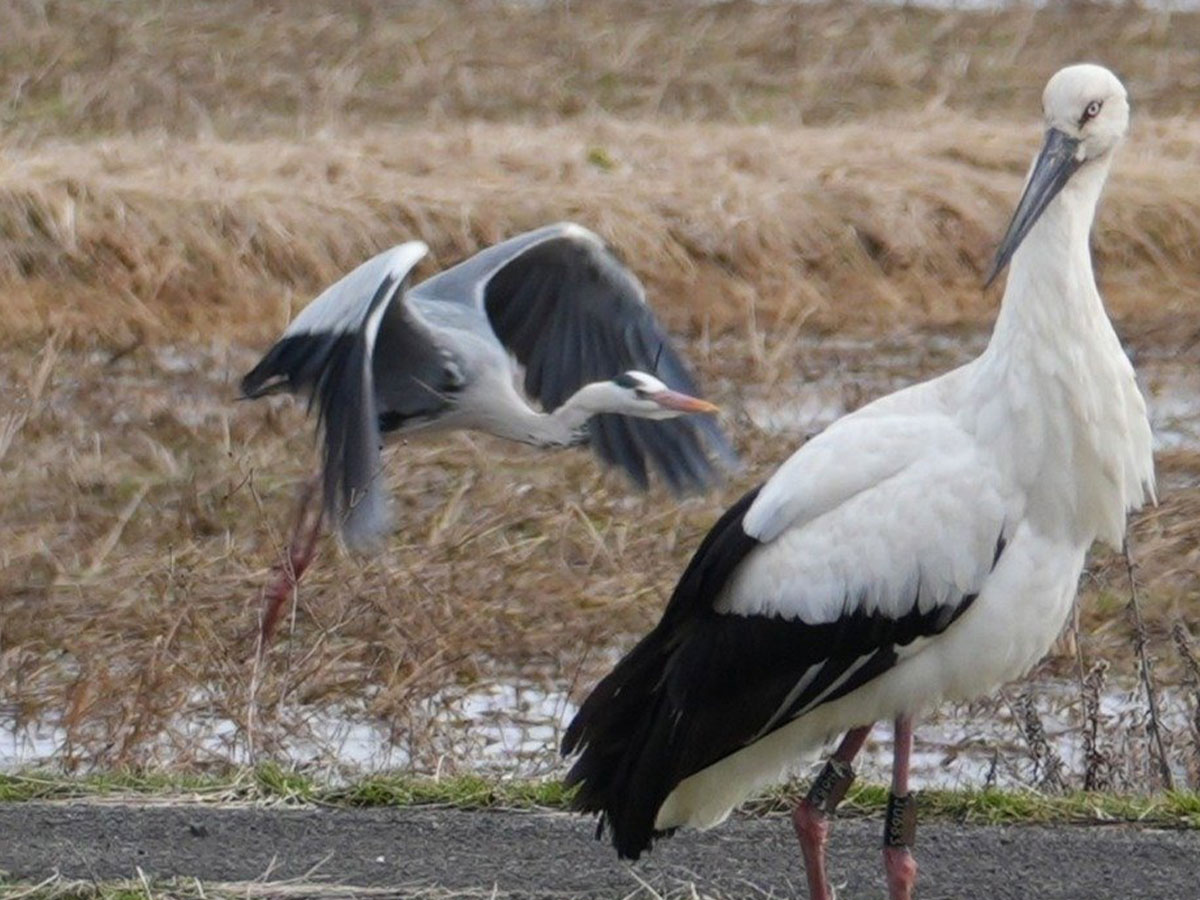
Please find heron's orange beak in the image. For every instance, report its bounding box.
[650,389,720,414]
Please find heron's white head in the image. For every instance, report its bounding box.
[605,371,720,420]
[986,64,1129,287]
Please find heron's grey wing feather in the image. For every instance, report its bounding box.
[415,222,737,492]
[242,243,455,548]
[406,223,583,312]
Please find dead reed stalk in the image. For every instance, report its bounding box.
[1123,538,1174,790]
[1080,660,1112,792]
[1170,622,1200,787]
[1014,687,1067,793]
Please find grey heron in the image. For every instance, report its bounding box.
[561,64,1154,900]
[242,223,735,638]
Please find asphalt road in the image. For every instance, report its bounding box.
[3,802,1199,899]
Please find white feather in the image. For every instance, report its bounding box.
[730,410,1007,624]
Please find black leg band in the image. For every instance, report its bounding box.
[805,758,856,815]
[884,792,917,848]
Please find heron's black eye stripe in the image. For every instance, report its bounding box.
[1080,100,1103,126]
[613,373,639,389]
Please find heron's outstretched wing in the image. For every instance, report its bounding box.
[242,242,461,547]
[408,222,737,493]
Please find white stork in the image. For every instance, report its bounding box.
[562,64,1154,900]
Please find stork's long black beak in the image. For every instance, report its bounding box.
[984,127,1083,288]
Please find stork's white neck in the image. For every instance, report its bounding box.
[990,159,1112,346]
[964,157,1154,548]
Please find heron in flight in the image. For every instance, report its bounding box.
[242,223,734,638]
[561,65,1154,900]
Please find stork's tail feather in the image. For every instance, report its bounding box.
[562,485,765,859]
[562,632,678,860]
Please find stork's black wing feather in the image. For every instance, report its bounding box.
[563,484,1007,860]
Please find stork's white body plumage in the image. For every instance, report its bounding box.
[659,292,1154,829]
[563,64,1155,899]
[661,149,1156,824]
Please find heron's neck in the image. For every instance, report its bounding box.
[495,382,614,448]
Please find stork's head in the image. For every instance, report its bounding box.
[986,64,1129,287]
[1043,64,1129,160]
[608,371,719,420]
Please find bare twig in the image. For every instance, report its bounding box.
[1014,686,1066,792]
[1124,536,1174,790]
[0,412,27,466]
[1171,621,1200,786]
[85,482,151,577]
[1080,660,1111,791]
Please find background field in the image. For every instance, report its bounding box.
[3,0,1200,791]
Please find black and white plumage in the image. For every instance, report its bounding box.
[564,418,1013,859]
[562,65,1155,899]
[242,223,735,547]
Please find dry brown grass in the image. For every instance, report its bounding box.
[0,335,741,772]
[3,0,1200,785]
[4,331,1200,777]
[1,1,1200,346]
[2,0,1199,138]
[2,115,1199,347]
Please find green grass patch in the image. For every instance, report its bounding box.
[4,767,1200,830]
[0,770,227,803]
[328,772,576,809]
[0,766,577,810]
[749,781,1200,829]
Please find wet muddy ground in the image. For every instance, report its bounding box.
[5,330,1199,790]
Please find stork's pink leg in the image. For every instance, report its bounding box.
[883,715,918,900]
[258,476,324,651]
[792,725,872,900]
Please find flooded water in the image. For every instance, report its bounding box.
[5,329,1197,790]
[4,674,1194,792]
[740,334,1200,456]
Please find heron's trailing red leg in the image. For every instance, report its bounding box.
[883,715,918,900]
[258,475,324,650]
[792,724,872,900]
